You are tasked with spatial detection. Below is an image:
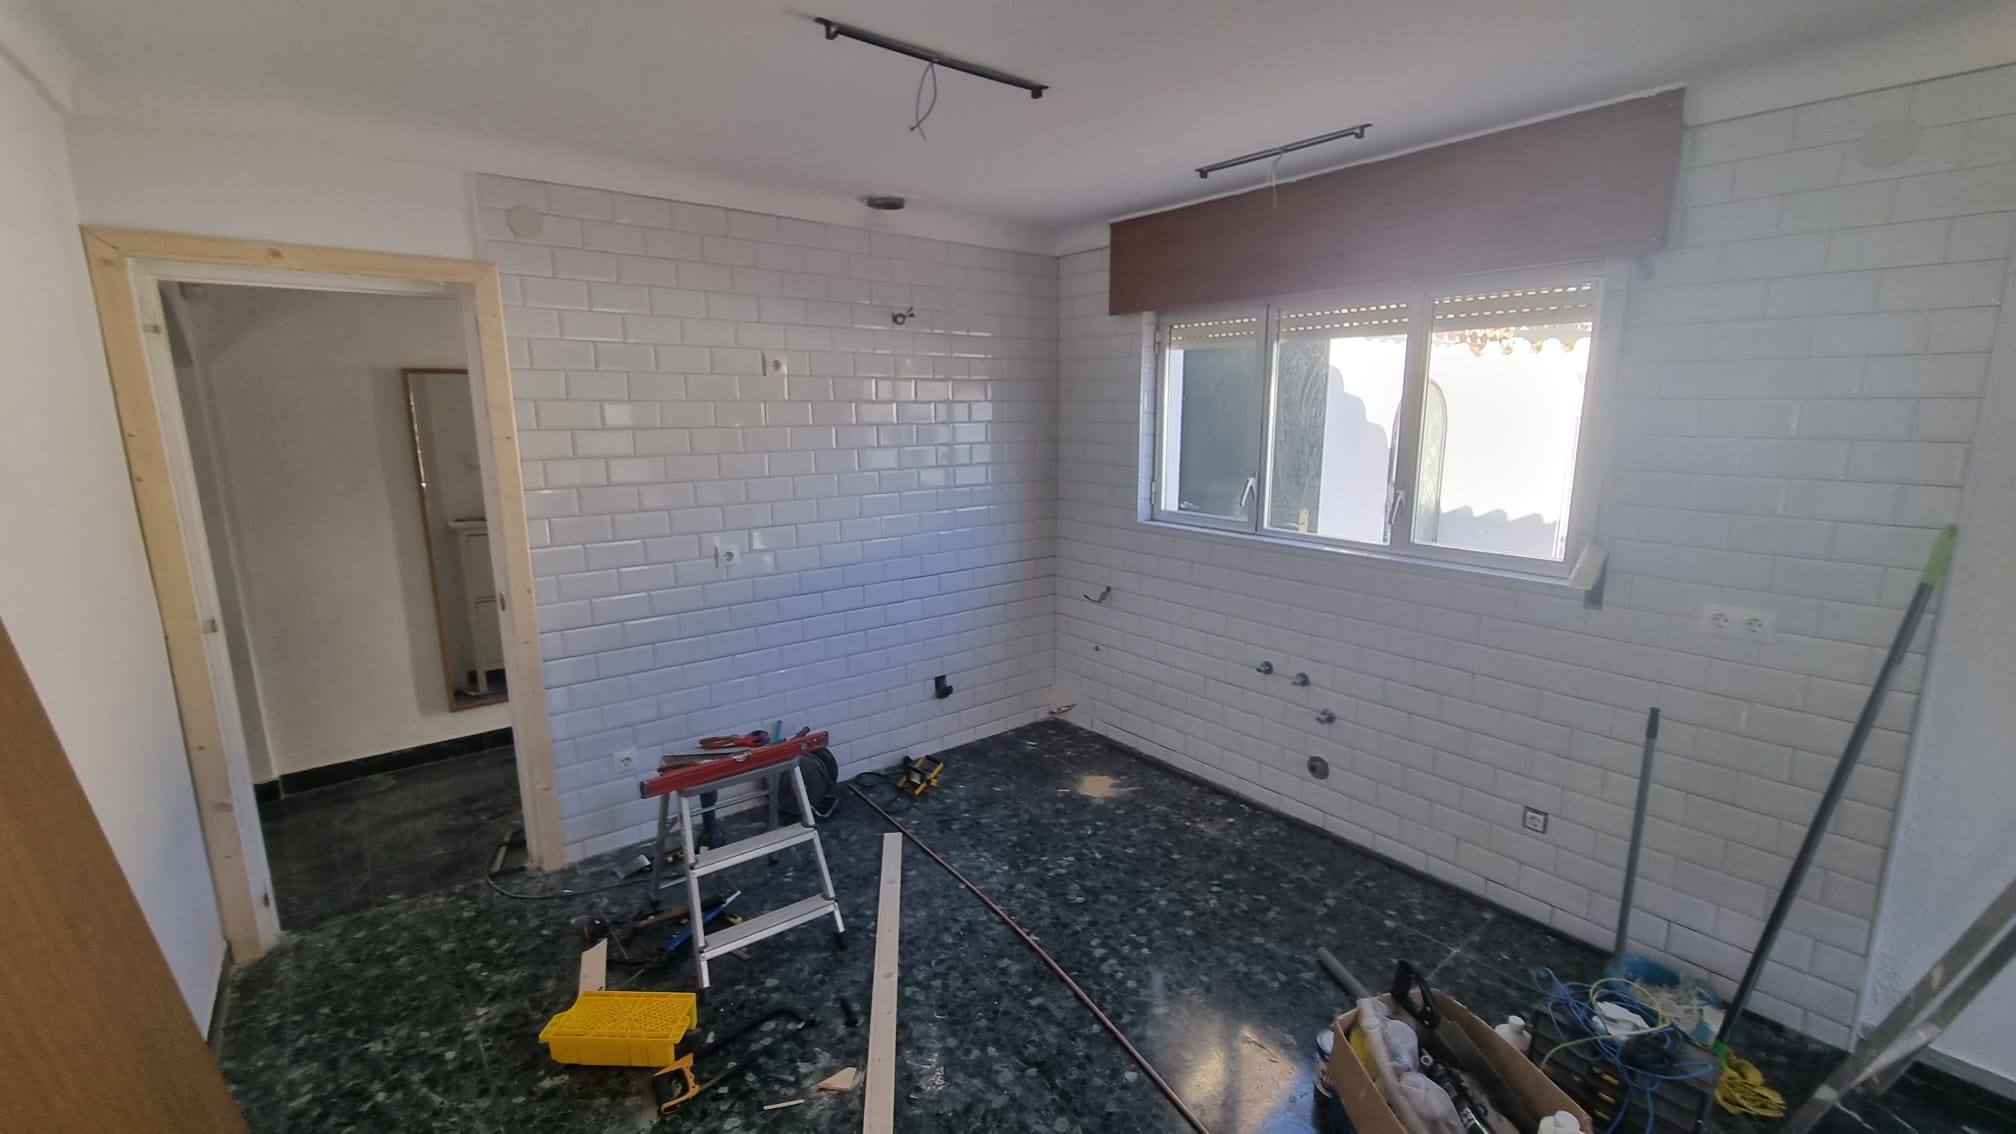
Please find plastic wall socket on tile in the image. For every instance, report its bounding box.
[715,544,739,568]
[1700,602,1777,641]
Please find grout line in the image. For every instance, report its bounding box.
[1427,915,1501,987]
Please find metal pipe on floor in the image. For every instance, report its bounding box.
[850,785,1215,1134]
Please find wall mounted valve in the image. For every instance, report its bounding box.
[1255,661,1274,675]
[1316,708,1336,725]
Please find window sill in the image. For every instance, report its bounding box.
[1139,516,1601,596]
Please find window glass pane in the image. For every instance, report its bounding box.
[1266,298,1410,543]
[1413,281,1597,561]
[1161,314,1262,521]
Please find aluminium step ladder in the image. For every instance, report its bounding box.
[1782,872,2016,1133]
[638,731,845,991]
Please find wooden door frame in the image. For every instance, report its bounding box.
[80,227,565,961]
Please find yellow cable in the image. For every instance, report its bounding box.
[1716,1051,1785,1117]
[1538,976,1781,1118]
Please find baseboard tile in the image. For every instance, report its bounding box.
[257,727,514,800]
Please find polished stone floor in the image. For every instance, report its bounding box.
[217,721,2013,1133]
[257,745,522,930]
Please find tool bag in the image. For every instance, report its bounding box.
[780,746,839,819]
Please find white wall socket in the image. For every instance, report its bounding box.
[1700,602,1777,641]
[612,748,638,776]
[715,543,739,567]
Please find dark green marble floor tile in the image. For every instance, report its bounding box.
[217,719,2010,1134]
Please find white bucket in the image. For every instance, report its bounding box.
[1314,1027,1336,1099]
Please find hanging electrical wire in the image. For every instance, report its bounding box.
[909,58,939,140]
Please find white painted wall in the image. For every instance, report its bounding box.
[70,116,477,259]
[174,286,511,777]
[1864,231,2016,1085]
[0,36,224,1027]
[1056,66,2016,1048]
[60,94,1053,261]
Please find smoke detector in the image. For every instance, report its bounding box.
[860,194,907,211]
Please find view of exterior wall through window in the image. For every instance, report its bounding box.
[1416,292,1594,560]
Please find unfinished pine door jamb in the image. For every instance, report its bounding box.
[79,227,566,961]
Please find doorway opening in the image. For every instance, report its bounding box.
[158,283,521,929]
[80,229,563,960]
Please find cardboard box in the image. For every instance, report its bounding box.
[1327,992,1588,1134]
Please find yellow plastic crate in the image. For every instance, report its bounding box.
[538,990,697,1067]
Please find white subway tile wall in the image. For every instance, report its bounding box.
[1055,68,2015,1044]
[476,177,1059,862]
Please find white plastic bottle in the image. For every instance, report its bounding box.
[1537,1111,1582,1134]
[1495,1014,1532,1054]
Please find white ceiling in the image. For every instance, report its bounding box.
[32,0,1995,232]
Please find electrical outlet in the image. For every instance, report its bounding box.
[1700,602,1777,641]
[1738,610,1777,640]
[761,352,788,376]
[1523,806,1549,834]
[715,543,739,568]
[612,748,638,777]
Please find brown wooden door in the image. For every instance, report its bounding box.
[0,616,249,1132]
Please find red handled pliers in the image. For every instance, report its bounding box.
[697,730,770,749]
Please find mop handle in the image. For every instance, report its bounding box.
[1717,524,1957,1047]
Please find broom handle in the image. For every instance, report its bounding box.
[1717,525,1958,1047]
[1613,707,1660,968]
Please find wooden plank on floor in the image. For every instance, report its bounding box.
[864,831,902,1134]
[577,939,607,993]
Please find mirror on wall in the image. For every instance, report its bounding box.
[403,368,506,710]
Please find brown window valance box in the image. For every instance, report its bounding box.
[1109,91,1683,315]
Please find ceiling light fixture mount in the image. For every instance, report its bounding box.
[1196,123,1373,179]
[814,16,1048,99]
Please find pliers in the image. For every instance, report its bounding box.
[698,730,770,749]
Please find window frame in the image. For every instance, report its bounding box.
[1149,302,1272,533]
[1148,262,1620,582]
